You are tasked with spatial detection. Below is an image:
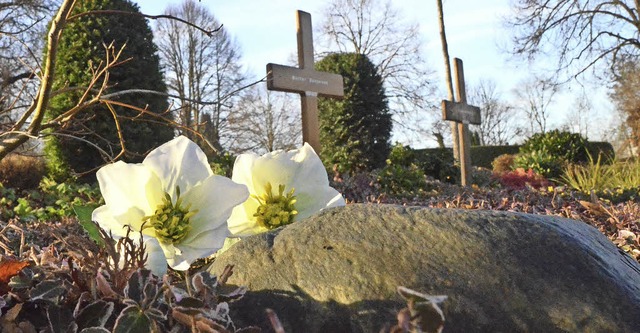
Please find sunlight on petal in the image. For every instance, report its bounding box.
[182,175,248,241]
[228,143,345,237]
[144,238,168,277]
[143,136,213,200]
[96,161,163,216]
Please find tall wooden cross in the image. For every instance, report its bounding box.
[442,58,481,186]
[266,10,344,153]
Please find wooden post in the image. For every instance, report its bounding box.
[442,58,481,186]
[266,11,344,153]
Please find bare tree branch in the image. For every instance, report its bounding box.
[507,0,640,80]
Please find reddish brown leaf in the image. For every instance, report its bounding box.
[0,258,29,284]
[0,257,30,294]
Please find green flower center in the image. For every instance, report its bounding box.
[143,187,196,244]
[253,182,298,230]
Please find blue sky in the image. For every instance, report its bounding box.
[134,0,617,147]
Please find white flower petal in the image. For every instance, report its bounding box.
[290,143,332,188]
[231,153,258,192]
[295,187,346,221]
[249,148,302,192]
[228,197,268,236]
[96,161,163,217]
[92,204,147,237]
[228,143,345,236]
[143,136,212,200]
[173,223,231,266]
[144,238,168,276]
[181,175,249,241]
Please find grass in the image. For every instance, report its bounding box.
[561,154,640,192]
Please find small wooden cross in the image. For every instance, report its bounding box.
[441,58,481,186]
[266,10,344,153]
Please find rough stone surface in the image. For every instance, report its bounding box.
[209,204,640,333]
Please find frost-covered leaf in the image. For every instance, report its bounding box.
[7,270,32,290]
[218,286,246,303]
[79,328,110,333]
[46,304,75,333]
[397,286,447,333]
[172,308,230,332]
[142,277,158,305]
[30,279,67,304]
[113,305,151,333]
[145,308,166,322]
[75,300,114,330]
[191,271,218,294]
[124,269,153,303]
[175,296,204,309]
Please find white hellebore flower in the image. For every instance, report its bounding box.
[92,136,249,276]
[227,143,345,236]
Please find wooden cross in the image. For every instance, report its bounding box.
[266,10,344,153]
[441,58,481,186]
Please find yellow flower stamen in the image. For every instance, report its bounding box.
[143,187,197,244]
[253,182,298,230]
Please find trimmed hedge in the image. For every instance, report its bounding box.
[471,145,521,168]
[415,142,614,169]
[585,141,615,163]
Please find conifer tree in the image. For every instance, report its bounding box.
[316,52,392,174]
[45,0,174,181]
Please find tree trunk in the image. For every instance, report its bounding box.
[436,0,459,163]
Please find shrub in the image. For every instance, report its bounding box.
[519,129,589,163]
[377,144,428,196]
[514,130,589,179]
[415,148,459,184]
[492,154,515,174]
[513,150,565,181]
[210,152,236,178]
[0,154,45,189]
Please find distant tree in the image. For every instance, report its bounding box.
[506,0,640,79]
[610,58,640,150]
[468,79,522,145]
[155,0,246,158]
[316,52,392,174]
[44,0,174,180]
[514,76,558,136]
[226,86,301,155]
[562,90,594,139]
[436,0,459,158]
[0,0,56,151]
[319,0,437,144]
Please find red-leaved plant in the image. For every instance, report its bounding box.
[495,168,553,190]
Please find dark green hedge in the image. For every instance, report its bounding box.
[585,141,615,163]
[471,145,521,168]
[414,142,614,169]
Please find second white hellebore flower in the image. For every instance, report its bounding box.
[92,136,249,275]
[227,143,345,236]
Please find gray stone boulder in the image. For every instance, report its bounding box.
[210,204,640,332]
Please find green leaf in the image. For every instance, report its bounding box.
[73,204,105,247]
[113,306,151,333]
